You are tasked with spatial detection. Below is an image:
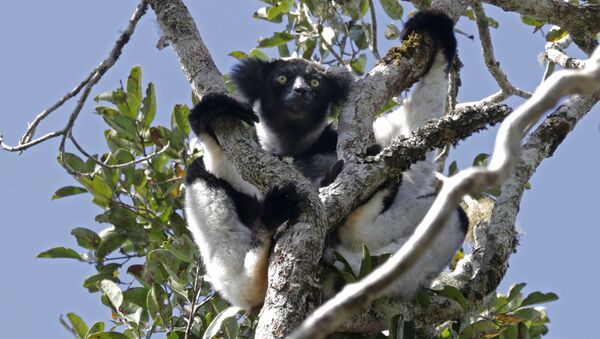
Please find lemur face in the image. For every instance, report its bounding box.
[231,58,352,130]
[258,59,345,128]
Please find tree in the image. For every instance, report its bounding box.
[1,0,599,338]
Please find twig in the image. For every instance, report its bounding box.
[69,133,170,171]
[545,48,586,70]
[289,46,600,339]
[471,0,531,101]
[367,0,382,61]
[184,260,203,339]
[59,0,149,175]
[1,0,148,156]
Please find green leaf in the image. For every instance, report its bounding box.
[384,23,401,40]
[379,0,403,20]
[85,322,105,338]
[521,15,544,27]
[100,280,123,309]
[203,306,243,339]
[228,51,248,60]
[88,175,113,207]
[350,54,367,75]
[257,32,294,48]
[460,320,502,337]
[171,104,191,137]
[249,48,269,61]
[87,332,130,339]
[140,82,156,129]
[61,152,89,173]
[52,186,88,200]
[96,228,127,259]
[148,249,185,284]
[37,247,82,261]
[358,245,372,278]
[448,161,458,176]
[278,44,291,58]
[546,27,568,42]
[96,106,137,141]
[472,152,489,167]
[433,286,468,312]
[513,308,543,321]
[66,313,88,339]
[71,227,101,250]
[125,65,142,118]
[349,24,369,50]
[520,291,559,307]
[507,282,527,303]
[253,7,283,23]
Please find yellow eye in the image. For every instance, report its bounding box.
[277,75,288,84]
[310,78,320,87]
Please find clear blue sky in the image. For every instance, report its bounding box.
[1,1,598,338]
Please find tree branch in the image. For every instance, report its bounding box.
[471,1,531,102]
[289,47,600,339]
[483,0,600,54]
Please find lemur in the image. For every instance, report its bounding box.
[330,10,469,299]
[184,10,468,309]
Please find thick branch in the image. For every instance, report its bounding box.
[483,0,600,54]
[337,0,470,160]
[148,2,326,338]
[324,103,512,228]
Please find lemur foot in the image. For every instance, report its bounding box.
[320,159,344,187]
[261,182,307,231]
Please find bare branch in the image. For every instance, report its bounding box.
[290,47,600,339]
[1,0,149,154]
[69,133,170,171]
[367,0,383,61]
[545,48,586,70]
[471,1,532,101]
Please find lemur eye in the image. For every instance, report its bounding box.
[310,79,320,87]
[277,75,288,84]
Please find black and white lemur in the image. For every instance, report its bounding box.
[184,10,468,310]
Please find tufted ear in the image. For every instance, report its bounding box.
[325,66,354,106]
[230,58,270,102]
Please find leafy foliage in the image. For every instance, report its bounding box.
[40,66,256,338]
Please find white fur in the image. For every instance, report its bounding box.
[334,52,465,297]
[200,133,261,199]
[186,133,268,309]
[185,179,267,309]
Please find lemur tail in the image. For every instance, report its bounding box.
[401,10,457,72]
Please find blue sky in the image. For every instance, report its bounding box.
[1,1,598,338]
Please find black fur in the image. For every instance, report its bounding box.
[381,182,401,214]
[185,159,261,228]
[456,206,469,233]
[320,159,344,187]
[303,123,338,156]
[401,10,457,71]
[188,93,259,138]
[231,58,352,156]
[261,182,307,231]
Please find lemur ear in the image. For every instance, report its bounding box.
[325,67,354,106]
[230,58,270,102]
